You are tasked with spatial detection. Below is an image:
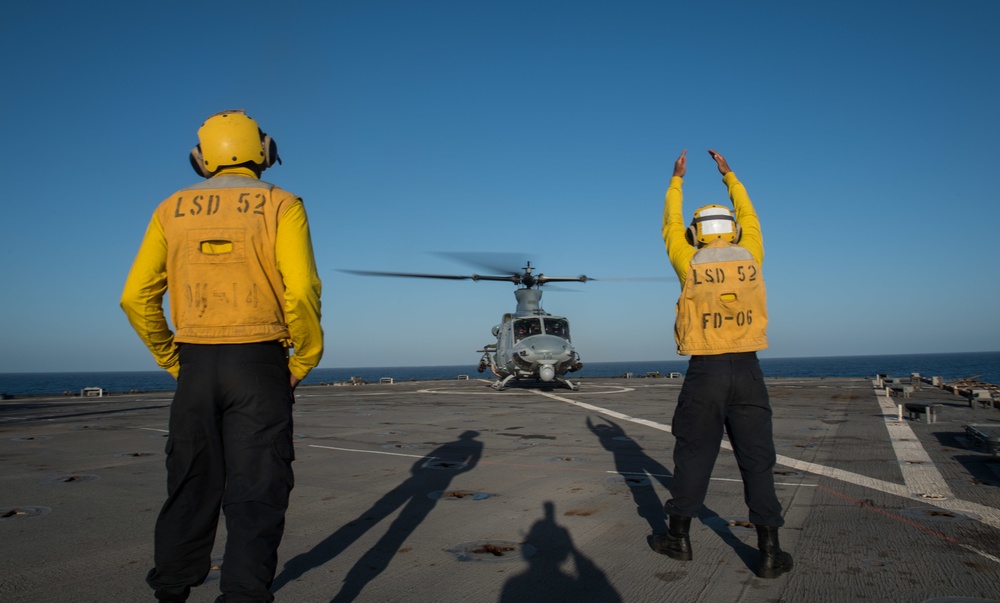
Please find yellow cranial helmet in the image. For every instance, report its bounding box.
[189,110,280,177]
[685,204,740,246]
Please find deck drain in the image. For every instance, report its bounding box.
[449,540,534,562]
[608,475,653,488]
[773,470,805,478]
[11,435,52,442]
[900,507,977,523]
[45,474,99,484]
[115,451,158,458]
[428,490,496,501]
[916,493,949,501]
[380,443,419,450]
[964,477,1000,487]
[546,456,589,463]
[378,430,407,436]
[422,459,469,470]
[703,516,756,533]
[0,506,51,519]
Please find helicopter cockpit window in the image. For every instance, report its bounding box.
[544,318,570,339]
[513,318,542,342]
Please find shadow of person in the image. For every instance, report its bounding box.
[586,416,675,533]
[695,508,758,568]
[499,501,622,603]
[271,430,483,600]
[585,417,756,566]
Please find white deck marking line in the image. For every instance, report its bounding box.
[535,390,1000,534]
[876,389,954,499]
[309,444,429,459]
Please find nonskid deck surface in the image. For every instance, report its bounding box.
[2,377,999,602]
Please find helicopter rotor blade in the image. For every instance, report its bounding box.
[338,269,472,281]
[585,276,675,282]
[338,269,521,283]
[430,251,534,276]
[535,274,592,285]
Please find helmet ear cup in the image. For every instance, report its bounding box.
[261,132,281,168]
[189,145,212,177]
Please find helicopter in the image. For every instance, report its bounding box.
[340,257,602,391]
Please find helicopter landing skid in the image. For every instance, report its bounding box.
[492,374,517,391]
[491,374,579,392]
[556,377,579,391]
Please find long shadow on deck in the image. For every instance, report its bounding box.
[586,417,756,568]
[272,430,482,601]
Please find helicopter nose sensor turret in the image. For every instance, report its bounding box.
[539,364,556,382]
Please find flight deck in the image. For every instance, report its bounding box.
[2,376,999,602]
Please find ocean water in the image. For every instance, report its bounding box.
[1,351,997,397]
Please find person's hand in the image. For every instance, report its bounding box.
[673,149,687,178]
[708,149,731,175]
[290,375,301,390]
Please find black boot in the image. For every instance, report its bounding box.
[651,515,692,561]
[755,525,793,579]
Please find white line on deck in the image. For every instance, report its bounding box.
[533,388,1000,564]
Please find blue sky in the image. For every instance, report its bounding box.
[1,0,997,373]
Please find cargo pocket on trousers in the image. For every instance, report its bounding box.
[272,434,295,463]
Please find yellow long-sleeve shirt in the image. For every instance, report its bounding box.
[662,171,764,284]
[120,167,323,380]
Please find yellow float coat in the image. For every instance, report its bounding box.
[674,238,768,355]
[121,169,323,379]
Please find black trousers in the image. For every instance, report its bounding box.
[664,352,784,527]
[147,343,295,603]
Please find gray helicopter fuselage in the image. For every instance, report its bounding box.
[482,289,582,388]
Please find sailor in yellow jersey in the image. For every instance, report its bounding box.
[651,149,792,580]
[121,110,323,602]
